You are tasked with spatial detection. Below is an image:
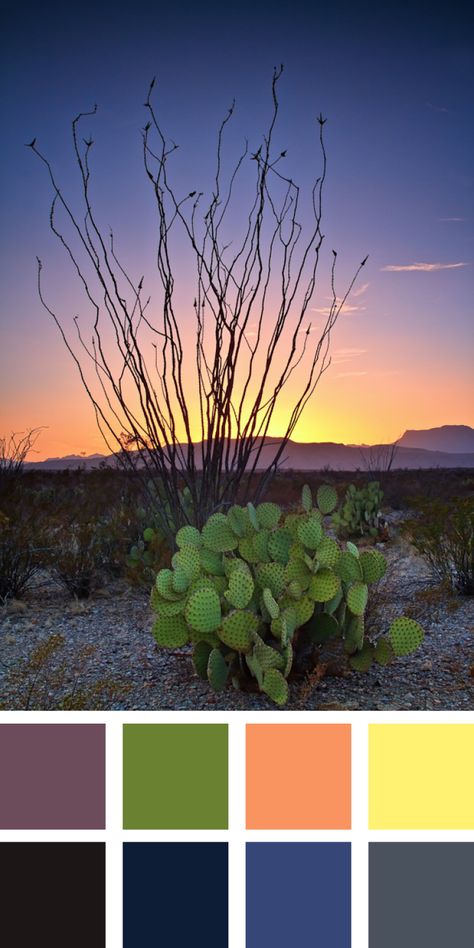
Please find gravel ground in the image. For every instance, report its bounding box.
[1,520,473,711]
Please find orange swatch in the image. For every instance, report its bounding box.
[246,724,351,830]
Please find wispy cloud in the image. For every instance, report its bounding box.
[426,101,448,113]
[336,370,367,378]
[332,346,367,366]
[311,303,366,316]
[351,281,369,298]
[335,347,367,356]
[439,217,466,222]
[381,261,468,272]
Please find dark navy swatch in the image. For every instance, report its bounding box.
[123,842,228,947]
[247,842,351,947]
[370,843,474,948]
[0,842,105,947]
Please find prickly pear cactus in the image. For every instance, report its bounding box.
[150,483,424,705]
[332,481,384,539]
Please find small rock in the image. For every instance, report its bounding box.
[66,601,88,615]
[7,599,28,614]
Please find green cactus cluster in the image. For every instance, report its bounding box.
[332,481,384,538]
[150,485,424,705]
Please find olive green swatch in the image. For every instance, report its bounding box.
[123,724,228,829]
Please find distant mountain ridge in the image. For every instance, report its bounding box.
[398,425,474,453]
[24,425,474,471]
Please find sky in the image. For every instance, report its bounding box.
[1,0,473,460]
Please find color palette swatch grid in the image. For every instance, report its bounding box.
[0,719,473,947]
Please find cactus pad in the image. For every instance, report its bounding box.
[152,614,189,648]
[156,569,183,601]
[227,505,248,537]
[344,614,364,653]
[316,484,338,514]
[349,643,374,672]
[287,580,303,599]
[253,530,271,562]
[294,595,315,627]
[225,567,254,609]
[185,587,222,633]
[315,536,340,569]
[324,587,344,616]
[238,536,259,563]
[309,569,341,602]
[301,484,312,513]
[346,581,369,616]
[282,641,293,678]
[256,502,282,529]
[219,610,259,651]
[284,512,303,538]
[202,513,239,552]
[262,668,289,705]
[175,525,202,549]
[172,546,202,582]
[262,587,280,619]
[297,516,323,549]
[389,617,424,656]
[374,637,394,666]
[336,551,363,583]
[207,648,229,690]
[284,557,311,589]
[200,547,225,576]
[346,541,359,557]
[151,590,186,617]
[192,641,213,679]
[359,549,387,584]
[247,502,259,531]
[268,527,293,564]
[245,651,264,689]
[252,632,285,671]
[256,562,286,598]
[172,566,190,594]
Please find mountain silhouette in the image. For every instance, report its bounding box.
[24,426,474,471]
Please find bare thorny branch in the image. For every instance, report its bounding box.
[30,66,367,546]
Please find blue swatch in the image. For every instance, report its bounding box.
[247,842,351,947]
[123,842,228,947]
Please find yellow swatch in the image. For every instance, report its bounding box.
[369,724,474,829]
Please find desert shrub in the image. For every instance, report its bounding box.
[404,496,474,595]
[0,492,51,602]
[45,477,147,595]
[150,484,423,705]
[0,633,131,710]
[48,519,107,598]
[0,513,39,601]
[332,481,384,539]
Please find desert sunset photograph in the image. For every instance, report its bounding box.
[1,0,473,710]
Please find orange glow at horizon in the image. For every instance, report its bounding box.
[4,359,473,462]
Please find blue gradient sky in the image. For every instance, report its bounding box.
[1,0,473,458]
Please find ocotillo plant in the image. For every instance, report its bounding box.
[31,67,367,547]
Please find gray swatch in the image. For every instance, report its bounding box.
[370,843,474,948]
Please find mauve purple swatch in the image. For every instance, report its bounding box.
[0,724,105,828]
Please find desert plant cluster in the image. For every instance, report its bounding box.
[1,454,472,708]
[150,484,424,705]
